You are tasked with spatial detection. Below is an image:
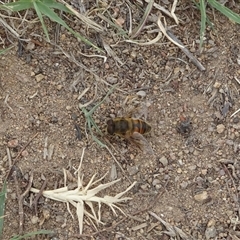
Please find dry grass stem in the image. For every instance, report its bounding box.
[30,149,136,234]
[126,31,162,46]
[143,0,178,23]
[171,0,179,25]
[102,39,124,66]
[157,16,205,71]
[78,51,107,63]
[148,211,191,239]
[57,0,103,32]
[0,17,20,38]
[131,0,154,39]
[230,108,240,118]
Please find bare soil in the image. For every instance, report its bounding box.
[1,1,240,239]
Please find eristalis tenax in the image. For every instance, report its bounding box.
[106,98,153,154]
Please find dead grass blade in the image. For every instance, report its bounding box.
[57,0,103,32]
[30,148,136,234]
[102,39,124,66]
[148,211,192,239]
[131,0,154,38]
[157,16,206,71]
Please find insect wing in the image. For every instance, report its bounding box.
[130,132,153,154]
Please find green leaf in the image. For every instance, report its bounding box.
[0,181,7,240]
[33,1,50,42]
[208,0,240,24]
[35,1,101,50]
[41,0,72,13]
[199,0,206,50]
[0,0,33,12]
[0,46,14,55]
[10,230,53,240]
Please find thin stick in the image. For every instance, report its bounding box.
[157,16,205,71]
[33,178,48,216]
[14,171,33,235]
[6,133,39,181]
[230,108,240,118]
[166,30,206,71]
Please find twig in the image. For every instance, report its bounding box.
[6,147,12,167]
[6,133,39,181]
[131,0,154,38]
[13,170,33,235]
[167,30,206,71]
[231,108,240,118]
[157,16,206,71]
[33,178,48,216]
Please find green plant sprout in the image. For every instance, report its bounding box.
[0,181,7,240]
[79,84,117,147]
[10,230,53,240]
[0,46,14,55]
[0,0,102,50]
[194,0,240,50]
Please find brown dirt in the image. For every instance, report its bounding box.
[1,1,240,240]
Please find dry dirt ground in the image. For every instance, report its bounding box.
[0,1,240,240]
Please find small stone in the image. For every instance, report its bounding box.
[21,150,29,157]
[205,219,217,240]
[26,42,35,50]
[180,181,189,189]
[152,178,161,186]
[7,139,19,148]
[66,106,72,110]
[10,193,17,200]
[159,156,168,167]
[109,164,117,180]
[56,84,63,90]
[106,76,118,84]
[193,150,199,156]
[201,169,207,175]
[140,183,149,190]
[194,191,210,203]
[136,90,146,97]
[42,209,50,220]
[35,74,45,82]
[217,124,225,134]
[213,81,221,88]
[127,165,139,176]
[31,216,39,224]
[188,165,197,171]
[56,215,65,223]
[177,168,182,174]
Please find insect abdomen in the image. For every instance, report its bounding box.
[132,119,151,134]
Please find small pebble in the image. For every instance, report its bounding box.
[152,178,160,186]
[35,74,45,82]
[159,156,168,167]
[31,216,39,224]
[106,76,118,84]
[7,139,19,148]
[217,124,225,133]
[56,84,63,90]
[177,168,182,174]
[21,150,29,157]
[136,90,146,97]
[194,191,210,203]
[213,81,221,88]
[127,165,139,176]
[205,219,217,240]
